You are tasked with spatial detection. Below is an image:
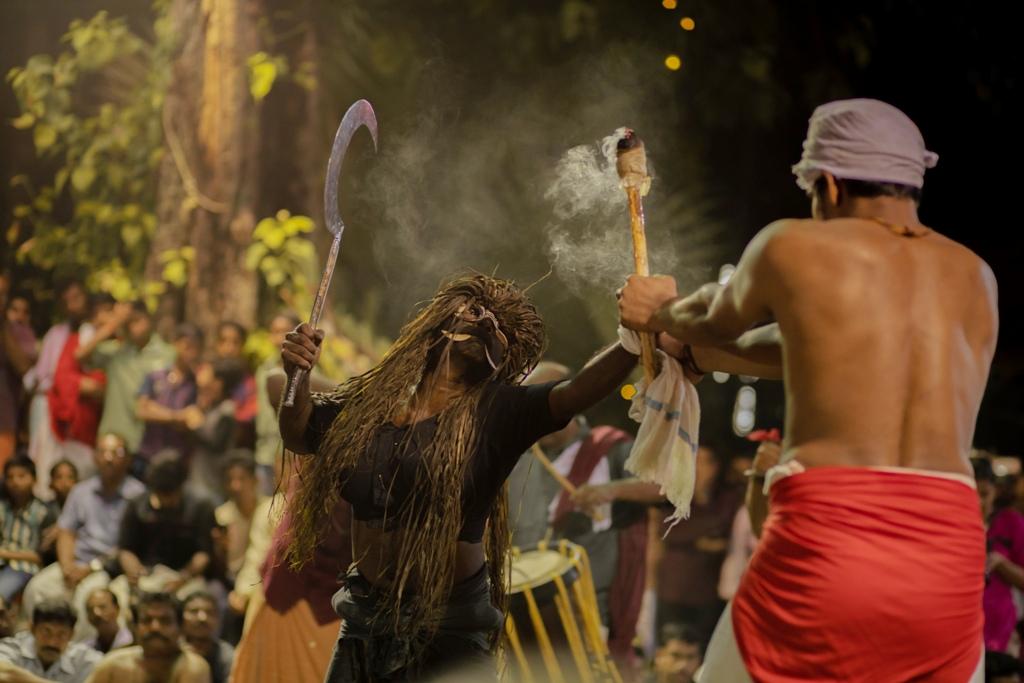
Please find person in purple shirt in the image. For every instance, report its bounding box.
[21,432,145,641]
[976,457,1024,653]
[135,323,203,475]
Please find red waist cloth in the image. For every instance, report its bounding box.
[732,466,984,682]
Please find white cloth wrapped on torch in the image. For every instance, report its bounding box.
[618,326,701,530]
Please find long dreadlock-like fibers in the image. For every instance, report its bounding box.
[485,485,512,652]
[284,273,545,647]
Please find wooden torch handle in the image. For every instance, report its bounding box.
[626,187,658,386]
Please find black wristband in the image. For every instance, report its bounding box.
[681,344,706,377]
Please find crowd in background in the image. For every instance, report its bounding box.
[1,273,1020,683]
[0,273,302,682]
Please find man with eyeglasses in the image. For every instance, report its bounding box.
[22,433,144,642]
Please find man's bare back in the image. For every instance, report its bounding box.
[764,217,998,476]
[618,212,998,478]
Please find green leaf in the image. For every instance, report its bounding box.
[71,164,96,191]
[244,243,268,270]
[106,163,125,189]
[179,246,195,261]
[33,123,57,151]
[13,205,31,218]
[260,255,278,271]
[54,167,69,193]
[283,215,314,235]
[143,280,166,296]
[121,224,143,248]
[253,217,275,240]
[284,238,315,261]
[263,225,286,250]
[265,268,286,287]
[110,275,135,301]
[162,259,187,287]
[11,112,35,129]
[32,194,53,212]
[248,52,278,101]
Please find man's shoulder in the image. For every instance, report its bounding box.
[91,645,142,671]
[102,644,143,660]
[143,335,173,356]
[0,632,29,660]
[754,218,820,250]
[176,648,212,675]
[66,639,104,665]
[69,477,102,499]
[122,477,146,498]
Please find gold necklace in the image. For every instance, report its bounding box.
[870,216,931,238]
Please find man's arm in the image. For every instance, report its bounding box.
[694,324,783,380]
[621,221,787,346]
[136,396,187,425]
[179,552,211,583]
[572,478,666,511]
[547,343,637,424]
[176,500,215,583]
[0,660,54,683]
[661,324,783,381]
[0,549,40,564]
[74,303,130,362]
[746,441,781,537]
[990,555,1024,590]
[56,528,90,588]
[117,502,146,585]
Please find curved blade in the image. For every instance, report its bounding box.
[324,99,378,237]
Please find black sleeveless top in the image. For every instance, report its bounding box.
[303,381,568,542]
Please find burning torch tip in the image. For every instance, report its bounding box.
[616,130,642,152]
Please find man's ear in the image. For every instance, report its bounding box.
[823,172,841,206]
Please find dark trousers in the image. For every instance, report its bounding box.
[323,629,495,682]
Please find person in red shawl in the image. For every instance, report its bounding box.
[47,293,116,481]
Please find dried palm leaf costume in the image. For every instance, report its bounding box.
[285,274,572,681]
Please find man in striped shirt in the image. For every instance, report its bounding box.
[0,455,55,601]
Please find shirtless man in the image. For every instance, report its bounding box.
[620,98,997,682]
[87,592,210,683]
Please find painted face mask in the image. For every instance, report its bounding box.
[440,302,509,370]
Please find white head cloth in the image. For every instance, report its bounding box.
[792,98,938,191]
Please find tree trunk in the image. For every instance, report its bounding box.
[148,0,260,343]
